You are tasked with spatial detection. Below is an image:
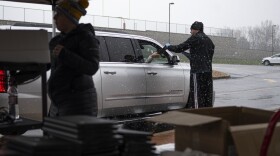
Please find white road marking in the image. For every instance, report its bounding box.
[263,79,277,83]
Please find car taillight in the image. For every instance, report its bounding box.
[0,70,7,93]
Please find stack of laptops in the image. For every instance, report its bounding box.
[117,129,158,156]
[4,136,78,156]
[42,115,120,156]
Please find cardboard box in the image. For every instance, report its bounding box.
[149,106,280,156]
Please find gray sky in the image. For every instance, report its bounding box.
[0,0,279,29]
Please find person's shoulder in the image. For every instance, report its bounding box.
[187,33,200,42]
[78,23,96,37]
[197,31,206,37]
[77,24,100,45]
[197,32,212,40]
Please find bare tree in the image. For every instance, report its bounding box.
[273,25,280,51]
[247,20,279,51]
[237,36,250,49]
[218,27,234,37]
[234,27,250,49]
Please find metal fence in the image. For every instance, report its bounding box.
[0,5,234,37]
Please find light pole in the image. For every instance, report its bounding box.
[129,0,131,19]
[272,25,276,55]
[102,0,104,16]
[169,2,174,43]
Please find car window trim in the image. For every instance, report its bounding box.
[97,36,110,62]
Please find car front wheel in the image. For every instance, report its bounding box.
[264,60,271,66]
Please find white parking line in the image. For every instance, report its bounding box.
[263,79,277,83]
[216,86,280,95]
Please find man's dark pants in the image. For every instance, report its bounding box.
[186,72,213,108]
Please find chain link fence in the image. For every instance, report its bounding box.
[0,5,234,37]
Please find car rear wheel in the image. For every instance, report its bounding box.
[264,60,271,66]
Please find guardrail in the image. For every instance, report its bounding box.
[0,5,234,37]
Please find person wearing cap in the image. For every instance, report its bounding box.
[164,21,215,108]
[48,0,99,117]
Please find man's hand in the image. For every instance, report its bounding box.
[165,43,171,47]
[52,44,64,57]
[163,43,171,51]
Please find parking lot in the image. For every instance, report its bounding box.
[213,64,280,110]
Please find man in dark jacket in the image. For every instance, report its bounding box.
[48,0,99,117]
[165,21,215,108]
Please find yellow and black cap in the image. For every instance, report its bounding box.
[56,0,89,25]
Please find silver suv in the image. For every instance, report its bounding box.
[0,30,191,120]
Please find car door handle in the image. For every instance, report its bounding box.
[104,71,117,75]
[147,71,157,75]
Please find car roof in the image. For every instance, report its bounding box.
[0,25,162,47]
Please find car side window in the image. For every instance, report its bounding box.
[138,40,168,64]
[105,37,136,62]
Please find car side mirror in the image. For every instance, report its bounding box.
[171,55,180,65]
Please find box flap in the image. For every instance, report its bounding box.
[230,123,280,156]
[180,106,273,126]
[148,111,221,127]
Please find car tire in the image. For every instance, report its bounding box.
[264,60,271,66]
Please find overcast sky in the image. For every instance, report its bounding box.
[0,0,279,29]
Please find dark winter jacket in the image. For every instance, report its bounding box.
[48,23,100,116]
[167,31,215,73]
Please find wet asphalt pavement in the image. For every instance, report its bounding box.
[213,64,280,110]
